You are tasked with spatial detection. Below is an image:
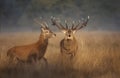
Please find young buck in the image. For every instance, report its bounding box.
[51,16,89,60]
[7,19,56,65]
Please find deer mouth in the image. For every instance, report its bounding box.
[66,39,72,41]
[67,37,73,40]
[52,34,56,38]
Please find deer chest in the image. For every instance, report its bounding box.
[62,40,76,51]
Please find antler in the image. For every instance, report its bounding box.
[42,22,49,29]
[72,16,90,30]
[71,21,75,29]
[34,18,48,28]
[51,16,89,31]
[51,16,66,30]
[65,20,68,29]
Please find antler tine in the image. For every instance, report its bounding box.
[72,21,75,29]
[39,17,42,19]
[38,17,47,28]
[72,20,81,30]
[51,16,57,26]
[43,22,49,28]
[57,18,66,30]
[34,19,45,28]
[51,16,66,30]
[59,22,66,30]
[51,16,61,29]
[77,16,90,30]
[65,20,68,29]
[88,16,90,19]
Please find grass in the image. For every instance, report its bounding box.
[0,31,120,78]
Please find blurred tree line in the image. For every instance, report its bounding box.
[0,0,120,18]
[0,0,120,31]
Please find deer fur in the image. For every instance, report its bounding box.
[60,30,78,59]
[51,16,89,59]
[7,21,56,65]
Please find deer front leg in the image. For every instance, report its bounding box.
[42,57,48,66]
[28,53,37,65]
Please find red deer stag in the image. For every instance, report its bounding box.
[51,16,89,60]
[7,19,56,65]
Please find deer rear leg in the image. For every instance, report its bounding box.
[8,56,18,65]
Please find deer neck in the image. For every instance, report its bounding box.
[62,36,77,50]
[37,34,48,46]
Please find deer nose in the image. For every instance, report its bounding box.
[68,35,71,37]
[54,34,56,36]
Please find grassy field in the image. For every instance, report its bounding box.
[0,31,120,78]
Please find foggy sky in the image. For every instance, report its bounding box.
[0,0,120,32]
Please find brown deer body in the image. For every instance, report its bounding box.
[60,30,78,59]
[51,16,89,59]
[7,20,56,64]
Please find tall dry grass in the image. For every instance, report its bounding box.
[0,31,120,78]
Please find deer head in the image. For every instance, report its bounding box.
[34,19,56,39]
[51,16,89,40]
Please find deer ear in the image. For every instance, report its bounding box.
[41,27,45,32]
[61,30,67,33]
[73,30,76,34]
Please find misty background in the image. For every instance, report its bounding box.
[0,0,120,32]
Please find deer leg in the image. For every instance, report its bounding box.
[8,56,18,66]
[8,56,13,65]
[31,57,37,65]
[7,53,15,65]
[17,59,24,67]
[13,57,19,64]
[28,54,37,64]
[42,57,48,67]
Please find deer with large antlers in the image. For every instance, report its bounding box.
[7,19,56,65]
[51,16,89,60]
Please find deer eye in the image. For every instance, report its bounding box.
[45,31,49,33]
